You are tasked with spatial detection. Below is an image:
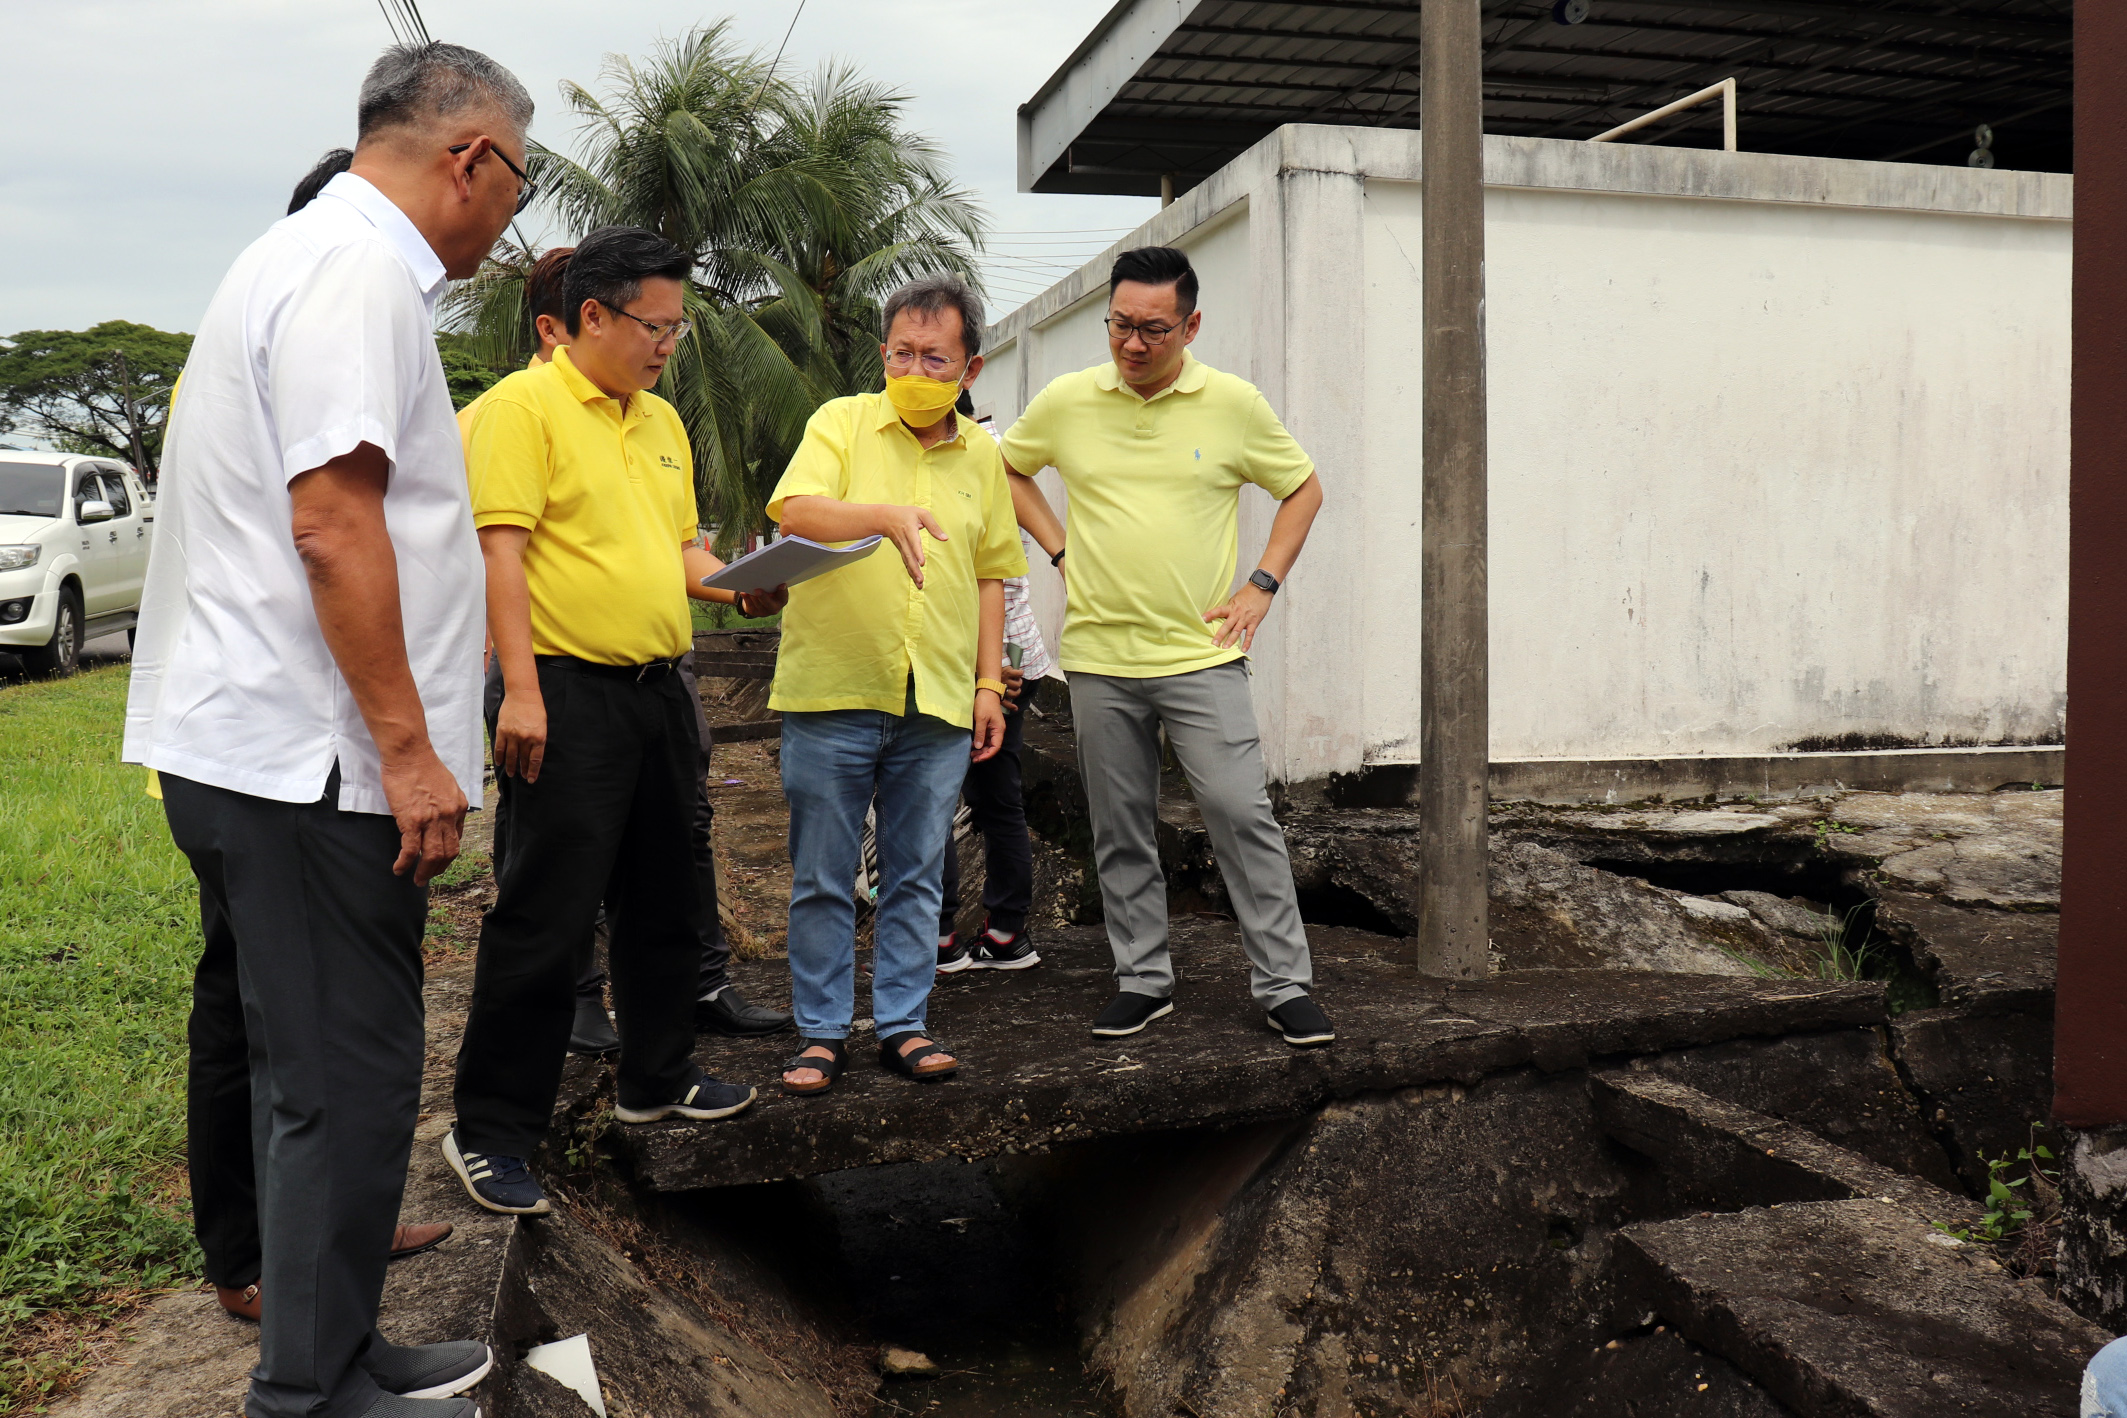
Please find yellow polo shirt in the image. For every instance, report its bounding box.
[767,393,1028,729]
[1001,352,1314,679]
[464,346,698,666]
[456,355,537,443]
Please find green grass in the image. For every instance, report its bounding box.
[0,667,200,1406]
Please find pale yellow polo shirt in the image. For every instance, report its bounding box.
[1001,351,1314,678]
[465,346,697,666]
[767,393,1027,730]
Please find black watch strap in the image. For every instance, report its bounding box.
[1248,568,1280,595]
[1051,546,1067,567]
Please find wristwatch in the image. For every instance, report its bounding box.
[1248,568,1281,595]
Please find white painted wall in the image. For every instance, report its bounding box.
[978,126,2072,787]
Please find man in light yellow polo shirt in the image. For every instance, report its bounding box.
[1003,246,1335,1049]
[446,226,782,1219]
[768,275,1026,1096]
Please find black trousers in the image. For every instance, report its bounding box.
[483,653,732,997]
[940,679,1041,936]
[165,769,427,1418]
[454,658,704,1158]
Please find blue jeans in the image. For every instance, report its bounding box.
[781,695,969,1042]
[2088,1337,2127,1416]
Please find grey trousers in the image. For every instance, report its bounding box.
[1068,662,1313,1009]
[163,769,427,1418]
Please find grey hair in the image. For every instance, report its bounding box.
[881,275,985,359]
[357,42,533,143]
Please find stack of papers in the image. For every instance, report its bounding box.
[701,535,884,594]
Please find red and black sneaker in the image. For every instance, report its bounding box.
[936,933,975,974]
[967,923,1041,970]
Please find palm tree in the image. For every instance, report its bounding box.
[446,24,988,546]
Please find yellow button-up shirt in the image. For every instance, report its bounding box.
[465,346,698,666]
[767,393,1028,729]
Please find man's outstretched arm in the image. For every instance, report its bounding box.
[289,441,466,882]
[1004,463,1067,561]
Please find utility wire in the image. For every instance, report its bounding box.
[375,0,432,45]
[749,0,810,107]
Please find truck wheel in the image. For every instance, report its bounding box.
[22,586,82,678]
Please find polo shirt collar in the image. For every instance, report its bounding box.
[869,389,967,446]
[1096,349,1208,401]
[315,172,448,316]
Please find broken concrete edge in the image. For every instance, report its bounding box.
[1285,745,2065,811]
[1591,1068,1982,1231]
[613,970,1891,1194]
[1616,1200,2111,1418]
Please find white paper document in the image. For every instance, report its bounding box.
[524,1333,606,1417]
[699,535,884,594]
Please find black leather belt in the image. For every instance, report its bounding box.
[535,654,684,682]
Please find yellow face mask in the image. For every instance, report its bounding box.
[884,372,963,422]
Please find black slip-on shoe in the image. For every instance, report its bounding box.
[1091,992,1173,1038]
[696,985,794,1036]
[567,994,620,1056]
[1266,994,1336,1047]
[968,926,1041,970]
[365,1339,494,1399]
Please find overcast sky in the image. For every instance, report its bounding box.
[4,0,1157,337]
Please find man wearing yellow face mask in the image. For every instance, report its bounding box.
[766,275,1027,1095]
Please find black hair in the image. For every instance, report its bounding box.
[562,226,693,335]
[525,247,576,326]
[287,149,354,214]
[1108,246,1198,316]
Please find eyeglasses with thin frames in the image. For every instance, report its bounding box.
[1103,316,1181,345]
[447,140,537,215]
[883,348,966,378]
[600,301,693,344]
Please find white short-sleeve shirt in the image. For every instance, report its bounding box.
[123,173,485,815]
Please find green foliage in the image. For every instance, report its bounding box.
[1811,901,1875,981]
[443,23,986,549]
[1810,817,1861,851]
[1935,1135,2058,1245]
[0,668,202,1403]
[435,333,507,410]
[0,323,192,474]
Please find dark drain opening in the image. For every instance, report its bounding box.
[806,1158,1122,1418]
[1296,879,1411,936]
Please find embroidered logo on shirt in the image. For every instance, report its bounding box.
[658,454,682,471]
[1194,448,1202,460]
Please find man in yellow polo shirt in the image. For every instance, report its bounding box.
[1003,246,1335,1049]
[767,275,1026,1095]
[446,226,781,1217]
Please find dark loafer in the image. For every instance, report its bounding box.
[567,994,620,1056]
[1266,994,1336,1047]
[696,985,794,1037]
[1090,992,1173,1038]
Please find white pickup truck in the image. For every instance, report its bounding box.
[0,451,154,676]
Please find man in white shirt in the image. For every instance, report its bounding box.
[125,42,532,1418]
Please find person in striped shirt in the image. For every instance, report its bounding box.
[935,411,1056,971]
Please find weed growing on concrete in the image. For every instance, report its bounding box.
[1811,902,1875,981]
[1810,817,1861,851]
[1935,1133,2060,1246]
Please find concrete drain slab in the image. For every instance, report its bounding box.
[1619,1199,2109,1418]
[625,920,1886,1191]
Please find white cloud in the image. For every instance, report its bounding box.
[1,0,1156,336]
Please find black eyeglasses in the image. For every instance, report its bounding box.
[448,140,537,215]
[599,300,693,344]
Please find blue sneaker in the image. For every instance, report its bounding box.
[614,1071,757,1123]
[442,1130,552,1216]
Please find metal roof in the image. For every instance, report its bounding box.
[1018,0,2073,197]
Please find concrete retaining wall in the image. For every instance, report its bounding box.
[977,127,2071,790]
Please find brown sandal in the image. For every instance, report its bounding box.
[880,1030,959,1082]
[780,1038,847,1096]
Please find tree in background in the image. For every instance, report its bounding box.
[0,322,191,475]
[435,332,507,410]
[445,23,986,547]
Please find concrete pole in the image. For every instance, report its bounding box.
[2054,0,2127,1330]
[1417,0,1489,978]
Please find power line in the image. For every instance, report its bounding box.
[749,0,810,107]
[374,0,432,45]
